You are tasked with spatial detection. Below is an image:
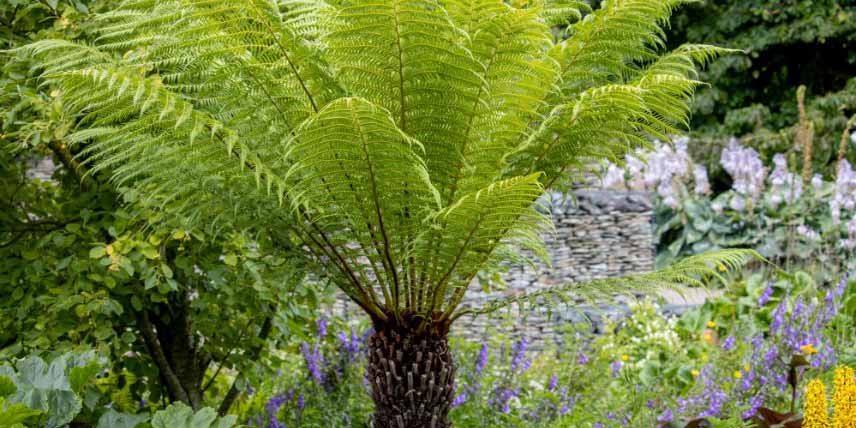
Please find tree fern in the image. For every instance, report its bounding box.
[17,0,749,425]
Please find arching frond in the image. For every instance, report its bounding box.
[454,249,763,320]
[282,97,440,311]
[324,0,483,201]
[444,5,559,200]
[416,174,550,317]
[551,0,687,97]
[511,84,651,184]
[51,65,285,227]
[279,0,335,41]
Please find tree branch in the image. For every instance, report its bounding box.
[135,309,193,406]
[46,139,92,189]
[217,315,273,416]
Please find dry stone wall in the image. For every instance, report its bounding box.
[329,190,659,345]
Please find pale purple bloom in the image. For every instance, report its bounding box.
[722,335,736,352]
[721,139,766,201]
[811,174,823,192]
[548,374,558,391]
[300,342,324,384]
[758,285,773,307]
[476,343,488,375]
[510,338,531,373]
[694,165,711,195]
[316,318,327,338]
[451,393,468,408]
[611,360,622,378]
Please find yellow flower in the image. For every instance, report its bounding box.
[804,378,830,428]
[707,320,716,328]
[703,331,714,344]
[734,371,743,379]
[701,353,708,362]
[621,354,630,362]
[691,369,700,377]
[801,343,819,355]
[717,264,727,272]
[744,364,751,372]
[833,366,856,428]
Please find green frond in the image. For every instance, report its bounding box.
[454,249,763,320]
[96,0,339,129]
[279,0,335,41]
[324,0,484,202]
[511,84,650,184]
[416,173,551,318]
[442,5,560,201]
[551,0,688,97]
[11,40,112,76]
[283,97,440,310]
[52,65,285,228]
[439,0,512,37]
[538,0,592,27]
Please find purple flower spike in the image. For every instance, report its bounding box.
[476,343,488,375]
[510,338,530,374]
[758,285,773,306]
[316,318,327,338]
[722,335,736,351]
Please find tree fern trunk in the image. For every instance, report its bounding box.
[367,316,455,428]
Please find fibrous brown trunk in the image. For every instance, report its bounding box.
[367,316,455,428]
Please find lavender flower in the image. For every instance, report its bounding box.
[578,352,589,365]
[338,329,361,361]
[476,343,488,375]
[722,335,736,352]
[611,360,622,378]
[300,342,324,384]
[657,409,674,423]
[548,374,558,391]
[601,163,626,189]
[811,174,823,192]
[758,285,773,307]
[510,338,530,374]
[451,392,468,408]
[742,394,764,419]
[316,317,328,338]
[768,154,802,206]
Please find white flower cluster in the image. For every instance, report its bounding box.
[599,137,702,208]
[720,139,766,210]
[831,160,856,225]
[796,224,820,242]
[767,154,802,207]
[843,216,856,250]
[623,300,682,367]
